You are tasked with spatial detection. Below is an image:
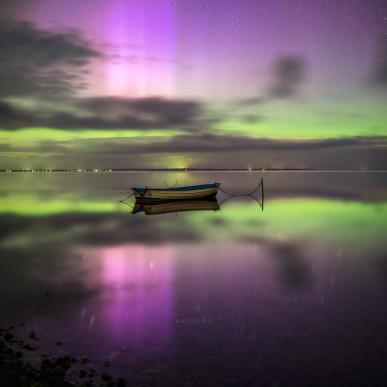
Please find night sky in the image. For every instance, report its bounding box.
[0,0,386,169]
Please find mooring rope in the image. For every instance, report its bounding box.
[119,192,134,203]
[119,178,264,212]
[219,178,263,197]
[119,200,134,209]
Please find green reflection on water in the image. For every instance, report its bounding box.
[1,194,386,246]
[0,194,118,215]
[186,199,387,246]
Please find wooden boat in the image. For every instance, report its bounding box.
[132,199,220,215]
[132,183,220,201]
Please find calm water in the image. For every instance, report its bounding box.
[1,172,387,386]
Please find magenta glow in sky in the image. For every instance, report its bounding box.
[0,0,386,170]
[8,0,387,99]
[21,0,178,97]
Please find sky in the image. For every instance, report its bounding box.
[0,0,386,169]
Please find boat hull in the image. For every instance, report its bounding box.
[132,183,220,201]
[133,199,220,215]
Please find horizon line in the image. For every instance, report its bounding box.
[1,168,387,173]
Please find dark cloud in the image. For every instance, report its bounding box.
[239,114,266,124]
[0,100,41,129]
[0,20,209,131]
[4,132,386,158]
[77,96,205,129]
[371,36,387,88]
[78,134,386,155]
[0,96,208,130]
[2,132,387,170]
[235,96,266,106]
[235,55,307,107]
[269,56,306,98]
[0,19,100,98]
[0,1,29,16]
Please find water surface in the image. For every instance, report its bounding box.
[1,172,387,386]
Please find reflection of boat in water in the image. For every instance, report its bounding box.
[132,199,220,216]
[132,183,220,201]
[121,178,264,214]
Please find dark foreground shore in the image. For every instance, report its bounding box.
[0,327,127,387]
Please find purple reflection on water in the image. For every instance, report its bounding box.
[79,244,174,352]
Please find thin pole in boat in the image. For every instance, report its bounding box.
[261,178,264,211]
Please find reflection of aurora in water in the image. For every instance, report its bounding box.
[1,173,387,385]
[79,244,174,350]
[1,193,386,248]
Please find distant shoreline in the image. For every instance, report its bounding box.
[1,169,387,173]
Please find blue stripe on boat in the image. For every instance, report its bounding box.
[133,183,219,193]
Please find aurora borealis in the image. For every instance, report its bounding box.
[0,0,386,169]
[1,3,387,383]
